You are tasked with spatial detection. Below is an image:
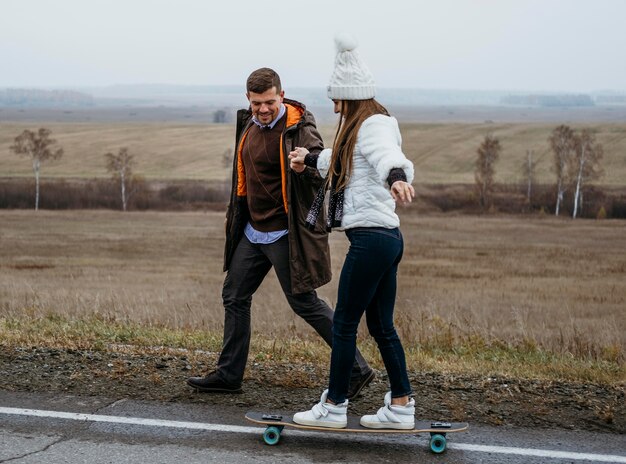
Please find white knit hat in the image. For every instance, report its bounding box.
[327,33,376,100]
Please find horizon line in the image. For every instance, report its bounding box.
[1,84,625,95]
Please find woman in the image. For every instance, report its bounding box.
[289,33,416,430]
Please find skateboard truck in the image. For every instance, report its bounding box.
[430,422,452,429]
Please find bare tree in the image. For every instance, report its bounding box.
[521,149,537,206]
[9,128,63,211]
[548,125,576,216]
[221,147,234,169]
[474,134,501,211]
[213,109,228,123]
[571,130,604,218]
[105,147,136,211]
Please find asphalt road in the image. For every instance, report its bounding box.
[0,390,624,464]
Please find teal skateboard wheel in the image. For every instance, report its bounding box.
[429,433,447,453]
[263,426,282,445]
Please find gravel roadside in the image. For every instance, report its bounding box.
[1,346,623,434]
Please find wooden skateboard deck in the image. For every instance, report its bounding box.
[245,411,468,453]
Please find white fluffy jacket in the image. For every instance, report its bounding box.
[317,114,414,230]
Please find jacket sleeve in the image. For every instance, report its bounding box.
[316,148,332,179]
[358,115,414,185]
[298,111,326,181]
[299,110,324,154]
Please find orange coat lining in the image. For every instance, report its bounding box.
[236,128,250,197]
[237,104,304,213]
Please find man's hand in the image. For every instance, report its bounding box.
[390,181,415,205]
[289,146,309,173]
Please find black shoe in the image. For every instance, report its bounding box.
[346,369,375,400]
[186,371,242,393]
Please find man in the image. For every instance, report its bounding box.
[187,68,374,398]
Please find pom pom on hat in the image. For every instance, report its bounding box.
[334,32,358,53]
[327,33,376,100]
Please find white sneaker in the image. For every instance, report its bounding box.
[360,391,415,430]
[293,389,348,429]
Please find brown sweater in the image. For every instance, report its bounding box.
[241,115,288,232]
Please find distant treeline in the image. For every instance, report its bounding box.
[0,179,229,211]
[2,178,625,219]
[501,94,595,107]
[595,95,626,105]
[418,183,626,219]
[0,89,94,107]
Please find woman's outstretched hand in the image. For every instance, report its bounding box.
[390,181,415,205]
[289,146,309,173]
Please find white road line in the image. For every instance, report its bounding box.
[0,407,258,434]
[1,407,625,463]
[448,443,626,463]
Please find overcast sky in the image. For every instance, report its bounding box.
[1,0,625,93]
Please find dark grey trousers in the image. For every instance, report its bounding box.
[217,234,370,385]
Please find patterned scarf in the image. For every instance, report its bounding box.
[305,158,344,232]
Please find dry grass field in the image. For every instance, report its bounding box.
[1,121,626,185]
[1,209,623,367]
[1,109,625,386]
[0,123,232,181]
[1,107,624,433]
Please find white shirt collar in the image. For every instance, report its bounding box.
[252,103,286,130]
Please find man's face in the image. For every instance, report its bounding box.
[247,87,284,125]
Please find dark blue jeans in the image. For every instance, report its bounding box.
[327,227,413,404]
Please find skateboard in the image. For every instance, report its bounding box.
[245,411,468,454]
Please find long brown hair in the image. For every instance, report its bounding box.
[328,99,389,191]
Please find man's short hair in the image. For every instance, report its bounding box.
[246,68,282,94]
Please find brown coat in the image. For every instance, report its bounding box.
[223,98,331,293]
